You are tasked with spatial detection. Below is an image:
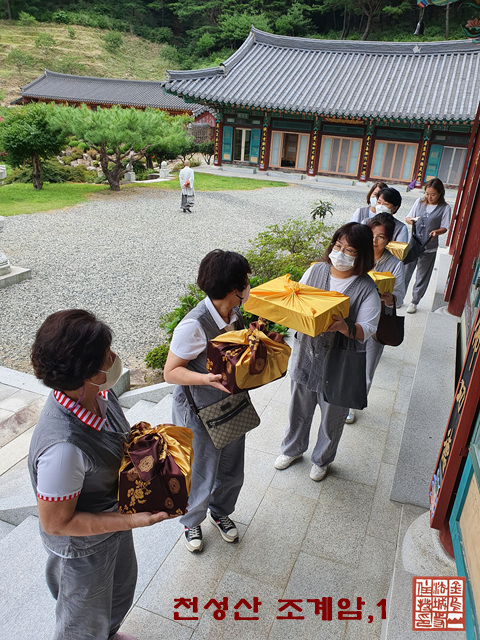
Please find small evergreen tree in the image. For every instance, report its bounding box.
[0,103,66,190]
[53,104,192,191]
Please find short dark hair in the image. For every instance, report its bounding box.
[324,222,374,275]
[31,309,112,391]
[422,178,446,205]
[377,187,402,212]
[366,181,388,205]
[366,213,396,242]
[197,250,251,300]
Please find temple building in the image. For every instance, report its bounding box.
[15,69,216,128]
[166,28,480,187]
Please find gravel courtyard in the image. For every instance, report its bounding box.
[0,181,421,374]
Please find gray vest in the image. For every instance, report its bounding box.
[290,262,379,392]
[28,391,130,557]
[413,201,451,250]
[173,299,244,410]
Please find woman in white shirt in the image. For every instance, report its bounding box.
[274,223,381,482]
[404,178,451,313]
[164,250,251,553]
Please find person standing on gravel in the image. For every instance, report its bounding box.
[179,160,195,213]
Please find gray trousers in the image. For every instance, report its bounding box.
[45,530,137,640]
[281,380,349,467]
[366,337,384,393]
[173,393,245,528]
[404,250,436,305]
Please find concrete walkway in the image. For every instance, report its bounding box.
[0,252,466,640]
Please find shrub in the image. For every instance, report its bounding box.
[6,48,34,73]
[4,159,95,184]
[244,217,335,283]
[67,26,76,39]
[18,11,37,26]
[104,31,123,54]
[198,141,214,165]
[34,33,56,56]
[52,10,70,24]
[156,27,173,44]
[144,344,170,370]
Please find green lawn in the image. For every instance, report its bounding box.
[0,173,288,216]
[153,172,288,191]
[0,182,109,216]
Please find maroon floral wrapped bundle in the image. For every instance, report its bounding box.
[118,421,193,517]
[206,320,291,394]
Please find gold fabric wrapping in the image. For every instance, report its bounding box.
[119,423,194,495]
[208,326,291,390]
[243,274,350,337]
[387,241,409,261]
[368,270,396,295]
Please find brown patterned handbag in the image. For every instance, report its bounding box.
[183,386,261,450]
[118,422,193,517]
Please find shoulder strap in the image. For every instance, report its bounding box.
[182,386,198,415]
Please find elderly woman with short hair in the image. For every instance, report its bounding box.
[28,309,168,640]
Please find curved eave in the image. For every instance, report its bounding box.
[21,94,193,111]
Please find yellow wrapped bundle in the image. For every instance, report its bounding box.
[243,274,350,338]
[207,321,291,393]
[368,270,396,295]
[387,241,409,261]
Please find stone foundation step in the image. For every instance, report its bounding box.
[0,515,54,639]
[0,366,49,396]
[124,395,173,428]
[118,382,174,409]
[0,457,37,525]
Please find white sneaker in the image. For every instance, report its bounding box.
[310,464,329,482]
[345,409,356,424]
[274,454,302,470]
[407,303,417,314]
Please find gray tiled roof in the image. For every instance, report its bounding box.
[20,70,203,112]
[166,28,480,123]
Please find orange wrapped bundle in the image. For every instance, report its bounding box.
[118,422,193,517]
[368,270,396,295]
[243,274,350,338]
[207,320,291,394]
[387,241,409,261]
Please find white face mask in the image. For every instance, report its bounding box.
[91,354,123,392]
[330,249,356,272]
[375,204,391,214]
[370,196,377,207]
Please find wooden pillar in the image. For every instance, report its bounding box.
[307,118,320,176]
[259,114,271,171]
[213,114,223,167]
[413,126,432,187]
[359,123,374,182]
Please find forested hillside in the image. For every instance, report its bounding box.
[1,0,473,107]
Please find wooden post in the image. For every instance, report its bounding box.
[359,123,374,182]
[414,127,431,187]
[214,114,223,167]
[259,114,271,171]
[307,118,320,176]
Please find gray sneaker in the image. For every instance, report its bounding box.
[184,525,203,552]
[208,512,238,542]
[345,409,356,424]
[310,464,329,482]
[407,302,417,314]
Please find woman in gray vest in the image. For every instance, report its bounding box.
[28,309,169,640]
[351,181,388,224]
[345,213,406,424]
[164,250,251,553]
[404,178,451,313]
[274,223,381,482]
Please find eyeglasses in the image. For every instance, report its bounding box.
[333,242,358,258]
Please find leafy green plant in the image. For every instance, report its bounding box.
[4,159,96,184]
[244,217,334,283]
[34,33,56,56]
[310,199,334,221]
[67,26,76,39]
[17,11,37,26]
[144,344,170,370]
[6,48,34,73]
[198,141,214,165]
[104,31,123,54]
